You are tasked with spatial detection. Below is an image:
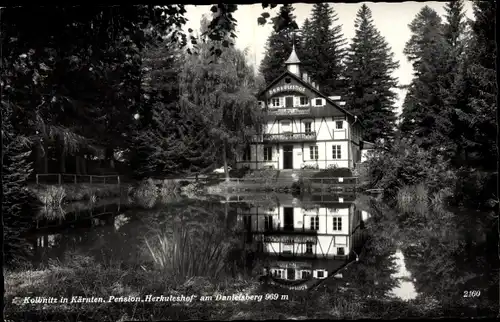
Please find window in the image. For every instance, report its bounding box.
[305,242,313,254]
[329,208,338,213]
[242,145,251,161]
[332,145,341,159]
[337,247,345,255]
[304,122,312,134]
[315,98,322,106]
[309,145,318,160]
[317,270,325,278]
[271,98,280,107]
[336,121,343,129]
[283,242,293,253]
[332,217,342,231]
[310,216,319,230]
[285,77,291,83]
[264,216,273,231]
[300,96,309,105]
[263,146,272,161]
[243,215,251,229]
[301,271,311,279]
[273,270,283,278]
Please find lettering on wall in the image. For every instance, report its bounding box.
[268,85,306,96]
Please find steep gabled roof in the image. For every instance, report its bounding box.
[257,69,363,126]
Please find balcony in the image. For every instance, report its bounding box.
[262,226,319,237]
[266,107,311,117]
[263,132,316,143]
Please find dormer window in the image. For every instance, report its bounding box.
[313,98,325,106]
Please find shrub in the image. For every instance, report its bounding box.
[39,186,66,207]
[363,139,456,201]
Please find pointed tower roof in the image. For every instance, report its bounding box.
[285,44,301,65]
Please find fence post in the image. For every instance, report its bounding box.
[117,176,120,186]
[58,174,61,185]
[74,175,77,184]
[36,174,39,185]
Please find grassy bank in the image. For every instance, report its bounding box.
[29,183,127,205]
[5,254,485,321]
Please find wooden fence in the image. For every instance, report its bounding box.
[35,173,121,185]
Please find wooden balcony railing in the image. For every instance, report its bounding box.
[263,131,316,143]
[266,107,311,116]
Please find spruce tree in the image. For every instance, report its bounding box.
[461,0,497,170]
[441,0,470,166]
[343,4,399,143]
[1,100,37,266]
[259,4,301,85]
[400,6,451,154]
[303,3,347,95]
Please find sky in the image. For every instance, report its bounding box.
[182,2,474,115]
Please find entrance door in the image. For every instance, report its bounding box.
[283,145,293,169]
[287,268,296,280]
[285,96,294,108]
[283,207,294,231]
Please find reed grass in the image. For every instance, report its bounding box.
[143,226,230,282]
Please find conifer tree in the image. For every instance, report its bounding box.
[1,100,37,265]
[460,0,497,170]
[441,0,470,166]
[259,4,301,85]
[303,3,348,95]
[400,6,451,154]
[343,4,399,143]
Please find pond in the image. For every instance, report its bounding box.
[21,191,499,319]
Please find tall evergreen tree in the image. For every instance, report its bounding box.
[1,100,37,266]
[458,0,497,170]
[400,6,451,154]
[259,4,301,85]
[303,3,348,95]
[441,0,470,167]
[343,4,399,143]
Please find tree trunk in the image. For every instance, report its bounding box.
[106,147,115,169]
[59,144,66,173]
[82,155,87,175]
[43,141,49,174]
[35,143,43,174]
[223,140,229,182]
[75,155,80,175]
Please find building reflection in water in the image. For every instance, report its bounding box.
[233,193,368,289]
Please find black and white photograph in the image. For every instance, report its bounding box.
[2,1,498,321]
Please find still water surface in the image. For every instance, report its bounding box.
[28,192,498,317]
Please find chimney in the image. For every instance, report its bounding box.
[302,72,309,82]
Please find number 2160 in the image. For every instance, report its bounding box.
[463,290,481,297]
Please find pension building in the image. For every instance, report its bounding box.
[237,46,365,170]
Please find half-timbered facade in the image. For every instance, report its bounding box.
[237,46,364,170]
[237,195,366,286]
